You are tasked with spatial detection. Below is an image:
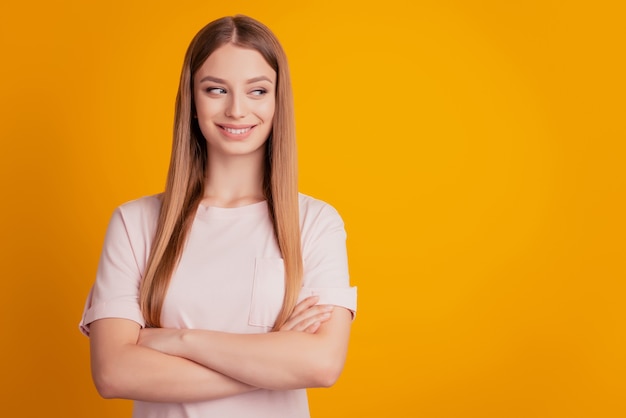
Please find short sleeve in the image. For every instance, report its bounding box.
[299,199,357,317]
[79,207,146,336]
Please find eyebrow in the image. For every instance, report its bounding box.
[198,75,274,84]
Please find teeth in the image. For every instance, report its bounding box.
[224,127,251,134]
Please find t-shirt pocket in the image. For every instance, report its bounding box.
[248,258,285,328]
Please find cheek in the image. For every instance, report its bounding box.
[194,101,216,139]
[195,97,219,118]
[259,100,276,122]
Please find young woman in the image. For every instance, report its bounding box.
[80,15,356,417]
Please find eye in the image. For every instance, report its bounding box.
[206,87,227,95]
[250,88,267,96]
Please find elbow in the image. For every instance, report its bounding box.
[92,366,125,399]
[304,335,350,388]
[310,358,345,388]
[95,384,118,400]
[93,374,117,399]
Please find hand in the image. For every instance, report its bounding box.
[137,327,182,355]
[279,296,334,334]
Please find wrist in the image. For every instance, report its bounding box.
[175,328,192,357]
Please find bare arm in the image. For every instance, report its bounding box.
[89,296,334,401]
[138,306,353,391]
[89,318,256,402]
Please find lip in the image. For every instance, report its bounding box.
[216,123,257,140]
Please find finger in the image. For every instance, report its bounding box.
[291,311,332,332]
[290,296,320,317]
[304,321,321,334]
[280,297,321,331]
[281,304,333,331]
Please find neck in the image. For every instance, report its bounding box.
[202,151,266,208]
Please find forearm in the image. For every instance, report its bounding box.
[90,319,256,402]
[179,331,339,389]
[95,344,256,402]
[167,309,352,390]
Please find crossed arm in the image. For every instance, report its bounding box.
[89,296,352,403]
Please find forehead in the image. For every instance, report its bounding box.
[195,43,276,83]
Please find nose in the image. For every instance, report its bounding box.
[225,93,247,119]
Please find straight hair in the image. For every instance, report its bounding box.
[139,15,303,330]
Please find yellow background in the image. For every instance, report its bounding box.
[1,0,624,416]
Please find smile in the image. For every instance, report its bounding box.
[219,125,254,135]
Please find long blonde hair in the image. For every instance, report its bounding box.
[139,15,302,330]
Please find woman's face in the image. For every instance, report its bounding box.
[193,43,276,160]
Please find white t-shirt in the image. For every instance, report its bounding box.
[80,193,357,418]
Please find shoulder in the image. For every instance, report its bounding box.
[116,194,162,221]
[299,193,342,221]
[298,193,345,238]
[108,194,162,238]
[117,194,162,214]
